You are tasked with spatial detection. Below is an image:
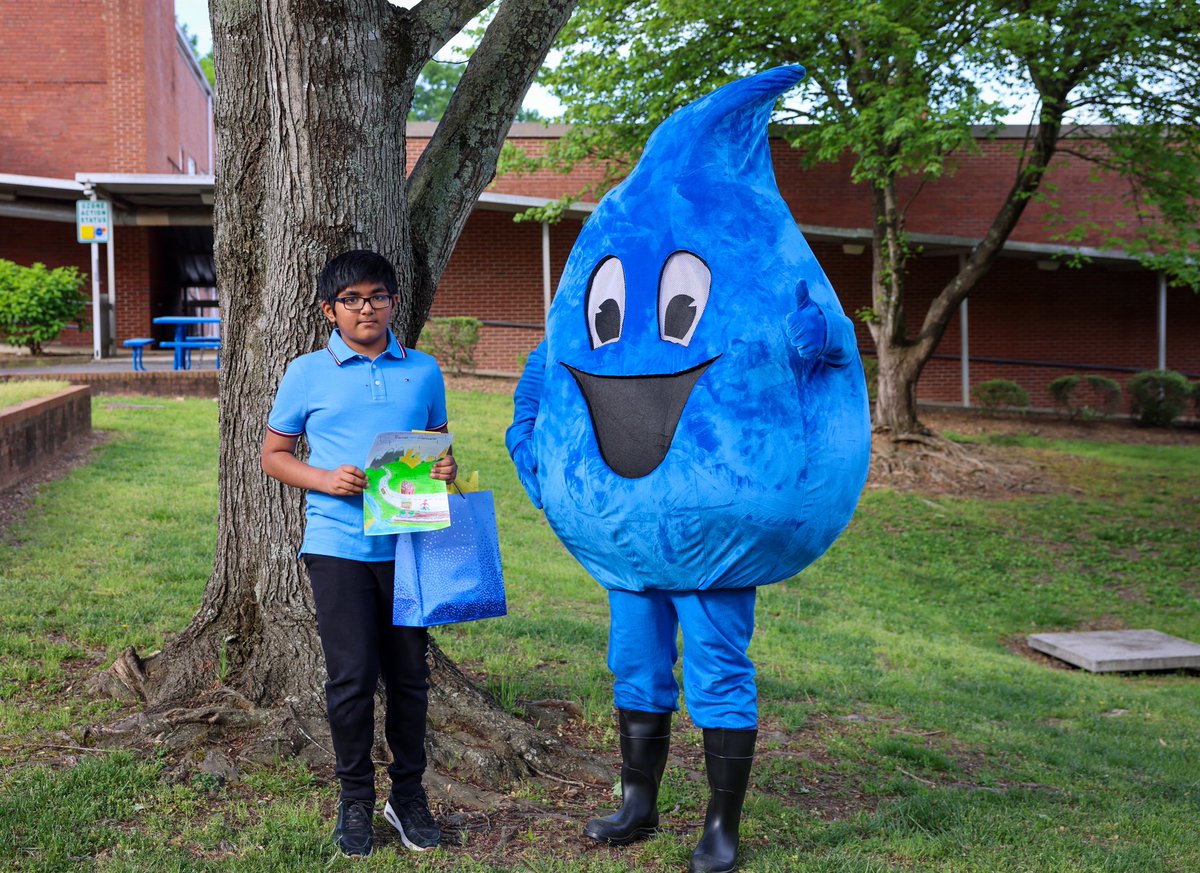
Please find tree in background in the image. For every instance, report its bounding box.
[411,58,547,121]
[409,60,466,121]
[527,0,1200,440]
[178,22,215,88]
[101,0,607,794]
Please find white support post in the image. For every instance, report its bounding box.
[1158,272,1167,371]
[959,254,970,406]
[541,221,552,327]
[105,222,117,356]
[90,242,102,360]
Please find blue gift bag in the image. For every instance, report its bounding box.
[393,489,507,627]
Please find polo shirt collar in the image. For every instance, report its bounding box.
[326,328,407,365]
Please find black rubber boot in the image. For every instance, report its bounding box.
[583,709,672,845]
[689,728,757,873]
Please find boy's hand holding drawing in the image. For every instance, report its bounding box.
[313,442,454,498]
[320,464,370,496]
[363,431,456,534]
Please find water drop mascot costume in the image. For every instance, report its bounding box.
[506,66,870,873]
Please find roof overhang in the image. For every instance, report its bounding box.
[802,223,1141,268]
[474,191,597,221]
[0,172,1148,269]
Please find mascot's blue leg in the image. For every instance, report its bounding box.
[674,589,758,730]
[607,590,681,711]
[585,591,679,845]
[674,588,758,873]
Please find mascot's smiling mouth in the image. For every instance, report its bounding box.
[563,357,719,479]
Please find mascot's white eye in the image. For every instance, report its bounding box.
[658,251,710,346]
[586,256,626,348]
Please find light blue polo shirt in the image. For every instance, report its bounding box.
[267,329,448,561]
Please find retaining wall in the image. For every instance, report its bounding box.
[0,385,93,491]
[0,371,218,398]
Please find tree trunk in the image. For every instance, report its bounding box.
[92,0,604,798]
[866,112,1066,441]
[872,343,926,436]
[142,0,413,714]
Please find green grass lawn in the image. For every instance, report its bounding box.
[0,380,72,409]
[0,393,1197,872]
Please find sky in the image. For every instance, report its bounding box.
[171,0,564,118]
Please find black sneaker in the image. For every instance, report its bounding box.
[333,798,374,859]
[383,788,440,851]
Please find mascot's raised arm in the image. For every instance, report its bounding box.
[506,66,870,873]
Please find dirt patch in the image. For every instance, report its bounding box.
[868,408,1199,500]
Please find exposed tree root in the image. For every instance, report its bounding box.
[84,639,610,810]
[869,428,1061,497]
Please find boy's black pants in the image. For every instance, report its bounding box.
[304,554,429,803]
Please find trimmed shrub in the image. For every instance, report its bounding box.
[0,259,89,354]
[1126,369,1191,427]
[971,379,1029,411]
[418,316,481,375]
[1048,373,1121,421]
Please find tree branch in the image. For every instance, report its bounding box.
[405,0,580,343]
[405,0,495,59]
[917,115,1063,353]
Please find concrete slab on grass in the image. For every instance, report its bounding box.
[1028,629,1200,673]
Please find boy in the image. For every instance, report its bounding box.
[262,249,457,859]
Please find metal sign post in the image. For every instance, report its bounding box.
[76,199,111,359]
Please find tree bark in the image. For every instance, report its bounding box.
[103,0,591,794]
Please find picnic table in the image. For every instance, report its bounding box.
[152,316,222,370]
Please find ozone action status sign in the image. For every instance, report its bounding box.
[76,200,112,243]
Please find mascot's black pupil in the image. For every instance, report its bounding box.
[664,295,696,339]
[595,298,622,343]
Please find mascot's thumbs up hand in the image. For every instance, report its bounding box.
[785,280,828,360]
[786,280,856,368]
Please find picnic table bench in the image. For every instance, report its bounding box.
[152,316,222,370]
[121,338,155,372]
[160,338,222,370]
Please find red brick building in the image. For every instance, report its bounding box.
[431,126,1199,409]
[1,0,1196,409]
[0,0,214,352]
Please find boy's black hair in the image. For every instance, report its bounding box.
[318,250,399,305]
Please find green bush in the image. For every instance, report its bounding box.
[1048,374,1121,421]
[1192,381,1200,419]
[0,259,89,354]
[1126,369,1191,427]
[418,316,481,375]
[971,379,1029,411]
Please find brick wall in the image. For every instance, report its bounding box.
[426,210,583,372]
[860,254,1200,409]
[0,0,209,179]
[770,137,1137,247]
[0,0,114,176]
[409,127,1136,251]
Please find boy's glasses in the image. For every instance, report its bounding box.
[335,294,394,311]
